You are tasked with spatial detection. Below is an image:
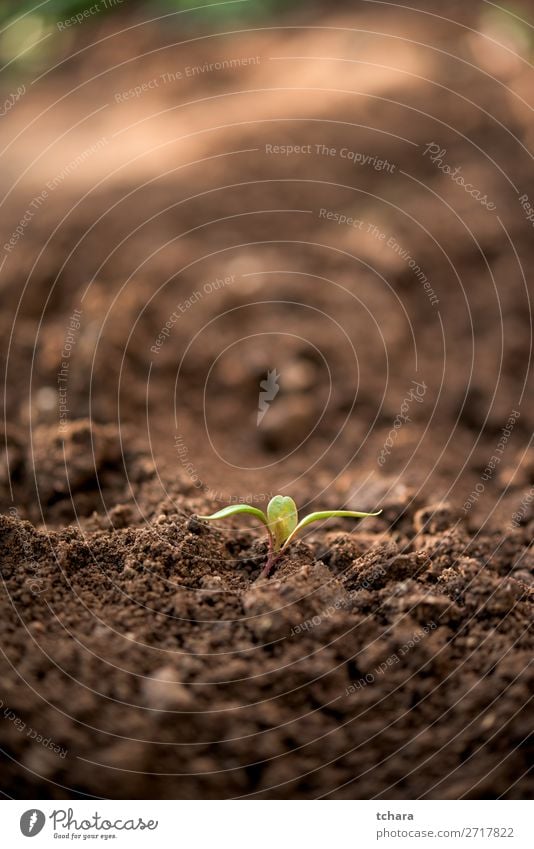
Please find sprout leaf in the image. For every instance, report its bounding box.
[281,509,381,549]
[198,504,269,526]
[197,495,382,578]
[266,495,298,550]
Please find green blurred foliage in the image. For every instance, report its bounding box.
[157,0,294,20]
[0,0,308,75]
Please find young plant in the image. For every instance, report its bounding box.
[197,494,380,578]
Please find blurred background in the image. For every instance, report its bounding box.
[1,0,534,529]
[1,0,534,804]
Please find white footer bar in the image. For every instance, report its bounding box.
[4,799,531,848]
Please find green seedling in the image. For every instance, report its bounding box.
[198,494,381,578]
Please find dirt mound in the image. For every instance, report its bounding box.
[0,482,532,798]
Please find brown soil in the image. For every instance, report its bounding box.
[1,1,533,799]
